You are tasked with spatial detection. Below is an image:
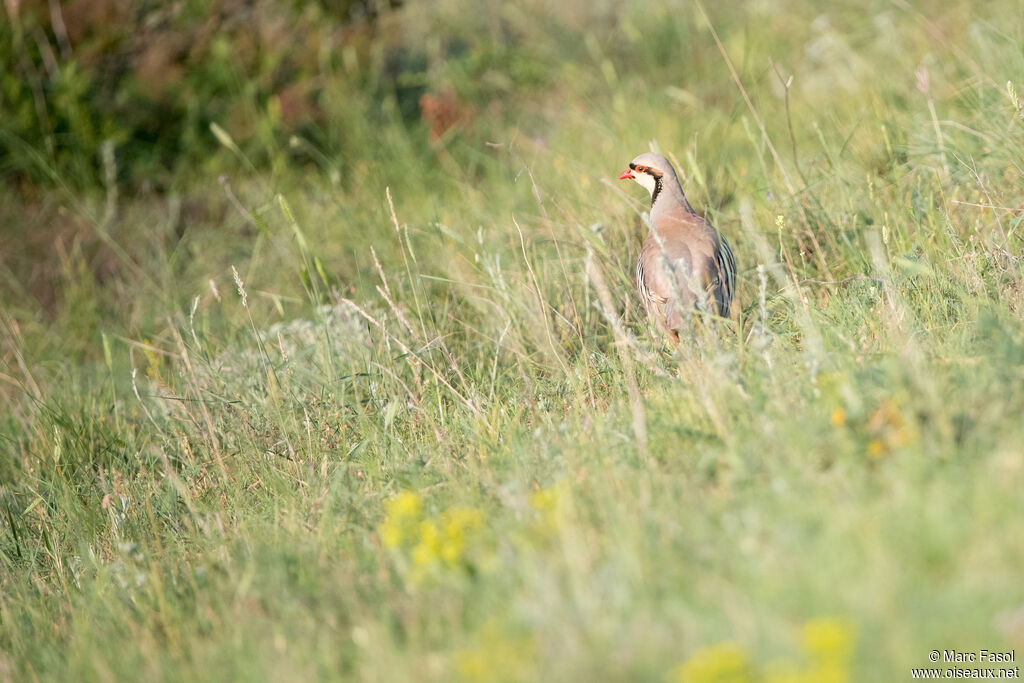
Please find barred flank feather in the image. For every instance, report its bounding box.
[714,233,737,317]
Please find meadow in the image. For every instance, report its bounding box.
[2,0,1024,680]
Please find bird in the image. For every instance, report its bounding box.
[618,152,736,341]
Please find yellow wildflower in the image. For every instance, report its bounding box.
[379,491,423,549]
[387,498,489,584]
[390,490,423,519]
[808,663,849,683]
[455,647,489,682]
[455,620,535,683]
[529,487,558,512]
[865,397,916,457]
[671,642,752,683]
[380,523,402,548]
[439,507,484,566]
[801,618,854,665]
[764,662,814,683]
[830,408,846,427]
[529,483,568,537]
[412,519,441,568]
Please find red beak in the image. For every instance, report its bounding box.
[618,169,634,180]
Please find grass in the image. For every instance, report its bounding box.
[3,0,1024,680]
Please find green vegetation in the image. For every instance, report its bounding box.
[3,0,1024,680]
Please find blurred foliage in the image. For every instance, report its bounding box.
[0,0,406,191]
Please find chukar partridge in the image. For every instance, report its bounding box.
[619,152,736,339]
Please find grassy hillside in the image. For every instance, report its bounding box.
[3,0,1024,680]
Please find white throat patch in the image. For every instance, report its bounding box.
[632,171,657,197]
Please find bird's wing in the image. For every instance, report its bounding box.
[642,207,735,319]
[644,209,714,291]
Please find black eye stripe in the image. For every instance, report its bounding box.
[628,162,663,177]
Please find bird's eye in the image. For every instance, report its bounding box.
[636,165,647,173]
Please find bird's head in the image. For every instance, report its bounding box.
[618,152,672,198]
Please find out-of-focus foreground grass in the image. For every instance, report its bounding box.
[2,0,1024,680]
